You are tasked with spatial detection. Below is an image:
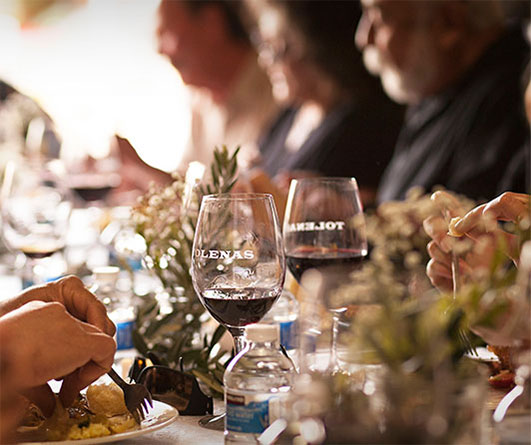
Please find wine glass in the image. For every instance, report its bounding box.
[283,177,368,371]
[1,160,72,286]
[66,156,121,207]
[63,136,121,208]
[191,193,285,429]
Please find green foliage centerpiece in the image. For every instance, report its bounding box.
[131,146,240,397]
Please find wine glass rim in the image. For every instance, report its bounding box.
[291,177,358,184]
[202,192,274,201]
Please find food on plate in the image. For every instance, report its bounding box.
[487,345,516,389]
[18,383,138,441]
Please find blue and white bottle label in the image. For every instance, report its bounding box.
[279,320,298,351]
[116,320,135,350]
[226,392,284,434]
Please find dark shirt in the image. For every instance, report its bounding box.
[259,97,403,191]
[377,24,530,203]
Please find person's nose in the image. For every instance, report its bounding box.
[157,30,178,58]
[355,12,374,50]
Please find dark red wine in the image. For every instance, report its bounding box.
[71,185,114,202]
[286,247,366,283]
[201,287,280,327]
[20,244,64,259]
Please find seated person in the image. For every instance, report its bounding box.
[355,0,530,203]
[116,0,279,193]
[243,0,403,208]
[0,276,116,442]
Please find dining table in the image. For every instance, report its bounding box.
[115,386,522,445]
[119,406,224,445]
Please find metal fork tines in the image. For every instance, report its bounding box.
[451,251,478,357]
[107,367,153,423]
[458,327,477,357]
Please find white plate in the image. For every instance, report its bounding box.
[465,346,499,362]
[19,400,178,445]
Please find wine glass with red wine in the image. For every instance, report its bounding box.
[64,139,121,208]
[283,177,368,370]
[1,160,72,286]
[191,193,285,429]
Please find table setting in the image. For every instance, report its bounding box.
[0,146,529,445]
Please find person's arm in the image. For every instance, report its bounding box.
[0,276,115,337]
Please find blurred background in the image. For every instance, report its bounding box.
[0,0,188,170]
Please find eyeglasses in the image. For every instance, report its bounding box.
[129,357,213,416]
[251,30,304,67]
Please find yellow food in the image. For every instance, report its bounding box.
[448,217,464,237]
[19,383,139,442]
[87,383,128,417]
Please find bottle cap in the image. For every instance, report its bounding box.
[246,323,279,343]
[92,266,120,283]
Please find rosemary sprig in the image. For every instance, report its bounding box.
[131,145,240,398]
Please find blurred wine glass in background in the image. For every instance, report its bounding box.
[1,159,72,286]
[64,136,121,208]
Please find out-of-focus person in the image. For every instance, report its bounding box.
[242,0,403,208]
[0,79,61,169]
[117,0,279,193]
[0,276,116,443]
[356,0,530,203]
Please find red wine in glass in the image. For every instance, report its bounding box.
[19,243,65,260]
[200,288,279,327]
[286,246,367,284]
[68,172,120,203]
[71,184,114,202]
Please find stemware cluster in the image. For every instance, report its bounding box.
[1,160,72,286]
[189,178,368,429]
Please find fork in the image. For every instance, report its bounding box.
[107,368,153,423]
[451,251,478,357]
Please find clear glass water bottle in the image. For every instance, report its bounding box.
[91,266,136,353]
[259,289,299,358]
[224,324,295,444]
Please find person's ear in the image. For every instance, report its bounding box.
[431,1,468,50]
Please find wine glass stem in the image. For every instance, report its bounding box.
[228,327,246,354]
[22,257,37,288]
[329,313,340,372]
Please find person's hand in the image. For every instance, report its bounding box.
[0,300,116,413]
[114,134,171,193]
[423,191,468,290]
[273,169,319,192]
[448,192,529,262]
[235,168,288,222]
[0,275,115,337]
[423,191,530,290]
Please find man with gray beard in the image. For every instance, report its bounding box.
[356,0,529,203]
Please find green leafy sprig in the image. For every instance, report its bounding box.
[131,145,240,397]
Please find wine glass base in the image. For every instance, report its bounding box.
[198,412,225,431]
